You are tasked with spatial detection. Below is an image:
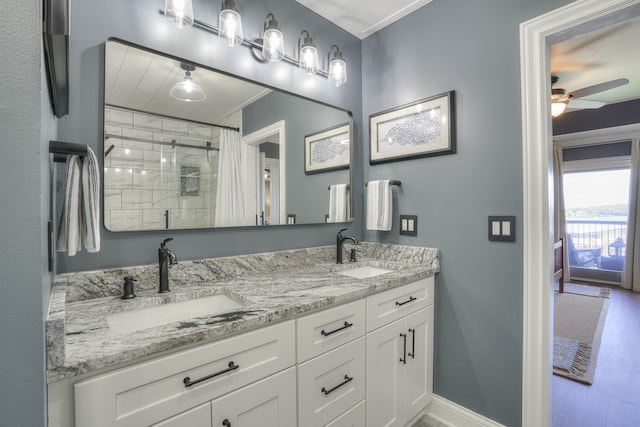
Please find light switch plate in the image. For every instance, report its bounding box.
[488,216,515,242]
[400,215,418,236]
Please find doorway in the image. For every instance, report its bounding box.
[242,120,287,226]
[520,1,640,425]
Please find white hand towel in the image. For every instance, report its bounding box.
[366,179,392,231]
[328,184,348,223]
[57,155,83,256]
[82,147,100,253]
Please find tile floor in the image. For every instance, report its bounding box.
[412,415,447,427]
[552,283,640,426]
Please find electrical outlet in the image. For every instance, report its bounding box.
[400,215,417,236]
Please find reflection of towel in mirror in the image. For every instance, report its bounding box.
[82,147,100,253]
[328,184,348,222]
[57,148,101,256]
[366,179,392,231]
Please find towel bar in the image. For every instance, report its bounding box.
[365,180,401,187]
[327,184,351,190]
[49,140,88,163]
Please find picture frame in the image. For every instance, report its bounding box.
[369,90,456,164]
[304,122,350,174]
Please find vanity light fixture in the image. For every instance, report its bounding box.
[262,14,284,62]
[164,0,194,29]
[219,0,243,47]
[298,30,319,75]
[328,45,347,87]
[170,63,206,102]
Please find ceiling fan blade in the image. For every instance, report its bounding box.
[567,99,606,109]
[570,78,629,99]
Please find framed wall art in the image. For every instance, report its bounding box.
[369,90,456,164]
[304,122,350,174]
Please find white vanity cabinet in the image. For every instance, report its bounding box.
[366,277,435,427]
[74,320,295,427]
[296,299,366,427]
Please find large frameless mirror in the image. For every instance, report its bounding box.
[103,38,352,231]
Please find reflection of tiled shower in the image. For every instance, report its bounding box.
[104,106,235,231]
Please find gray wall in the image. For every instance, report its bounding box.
[243,90,350,223]
[360,0,571,425]
[56,0,362,273]
[553,98,640,135]
[0,1,53,426]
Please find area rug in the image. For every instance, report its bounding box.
[553,284,610,384]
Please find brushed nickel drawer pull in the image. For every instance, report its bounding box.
[321,375,353,395]
[400,333,407,364]
[183,361,239,387]
[395,296,417,306]
[321,321,354,337]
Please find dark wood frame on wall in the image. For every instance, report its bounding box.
[43,0,70,118]
[369,90,456,164]
[304,122,351,175]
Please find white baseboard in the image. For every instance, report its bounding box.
[425,395,507,427]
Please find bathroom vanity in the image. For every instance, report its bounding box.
[47,243,438,427]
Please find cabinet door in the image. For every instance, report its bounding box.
[151,403,211,427]
[403,307,434,422]
[210,367,296,427]
[366,319,405,427]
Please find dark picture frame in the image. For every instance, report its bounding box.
[304,122,350,174]
[369,90,456,164]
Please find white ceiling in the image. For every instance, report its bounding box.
[550,13,640,111]
[105,41,270,126]
[295,0,434,39]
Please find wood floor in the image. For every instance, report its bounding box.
[552,283,640,426]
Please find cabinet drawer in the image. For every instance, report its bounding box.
[151,403,211,427]
[366,277,434,332]
[297,299,365,362]
[210,367,297,427]
[298,338,366,427]
[74,320,295,427]
[324,400,365,427]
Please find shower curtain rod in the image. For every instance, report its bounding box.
[104,133,219,153]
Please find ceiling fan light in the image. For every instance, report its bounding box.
[551,101,567,117]
[164,0,194,29]
[219,0,243,47]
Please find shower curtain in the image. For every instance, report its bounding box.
[623,137,640,292]
[215,129,246,227]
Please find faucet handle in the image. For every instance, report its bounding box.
[161,237,173,248]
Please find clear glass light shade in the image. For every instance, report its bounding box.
[164,0,194,29]
[219,5,243,47]
[299,44,319,74]
[551,101,567,117]
[170,73,206,102]
[262,28,284,62]
[329,58,347,87]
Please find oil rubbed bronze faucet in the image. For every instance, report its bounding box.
[158,238,177,293]
[336,228,358,264]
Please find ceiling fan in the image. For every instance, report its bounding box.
[550,75,629,117]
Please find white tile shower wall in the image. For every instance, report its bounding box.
[104,106,225,231]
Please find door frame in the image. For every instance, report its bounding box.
[520,0,640,425]
[242,120,287,226]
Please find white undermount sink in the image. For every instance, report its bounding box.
[337,265,393,279]
[107,294,244,335]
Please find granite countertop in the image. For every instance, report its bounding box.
[47,242,439,383]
